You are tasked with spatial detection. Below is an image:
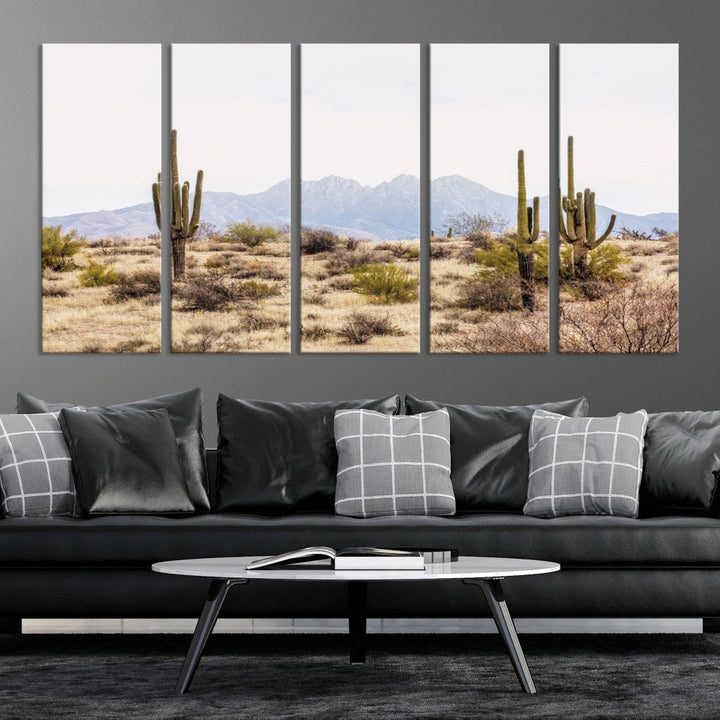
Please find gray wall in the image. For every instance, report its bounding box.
[0,0,714,440]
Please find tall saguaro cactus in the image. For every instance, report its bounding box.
[559,136,616,280]
[516,150,540,312]
[152,130,204,280]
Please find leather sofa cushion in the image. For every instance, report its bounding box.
[16,389,209,513]
[405,396,589,511]
[3,513,720,566]
[641,410,720,515]
[215,394,401,513]
[59,406,194,516]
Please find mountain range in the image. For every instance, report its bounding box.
[43,175,678,241]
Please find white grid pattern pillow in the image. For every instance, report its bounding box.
[334,408,455,518]
[524,409,648,519]
[0,413,77,517]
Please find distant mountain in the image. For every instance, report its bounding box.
[43,175,678,240]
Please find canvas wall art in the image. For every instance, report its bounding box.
[42,44,161,353]
[559,44,678,353]
[170,44,291,353]
[301,44,420,352]
[429,44,549,353]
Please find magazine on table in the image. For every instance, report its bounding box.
[246,546,426,571]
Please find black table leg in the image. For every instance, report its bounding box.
[175,578,246,694]
[463,578,537,694]
[348,580,368,664]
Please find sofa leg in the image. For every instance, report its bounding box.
[0,618,21,634]
[703,618,720,633]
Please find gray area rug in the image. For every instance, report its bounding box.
[1,633,718,719]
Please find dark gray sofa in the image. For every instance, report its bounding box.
[3,451,720,624]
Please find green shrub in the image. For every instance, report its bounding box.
[349,264,418,304]
[474,240,518,274]
[42,225,87,272]
[560,242,629,283]
[235,280,281,301]
[79,262,119,287]
[220,220,280,248]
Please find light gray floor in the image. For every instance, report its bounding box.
[22,617,702,634]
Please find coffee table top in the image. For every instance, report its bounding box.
[152,556,560,582]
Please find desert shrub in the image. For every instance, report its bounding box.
[42,225,87,272]
[346,238,360,251]
[178,274,235,311]
[433,312,549,353]
[303,292,327,306]
[324,248,376,275]
[235,280,281,301]
[457,270,522,312]
[240,313,283,332]
[110,270,161,302]
[474,241,517,275]
[430,243,450,260]
[220,220,280,248]
[432,321,460,335]
[376,242,419,260]
[79,262,119,287]
[302,324,331,342]
[113,339,145,353]
[443,211,504,238]
[465,231,495,249]
[560,242,629,283]
[560,281,678,353]
[301,228,339,255]
[338,312,401,345]
[41,284,69,298]
[350,264,418,304]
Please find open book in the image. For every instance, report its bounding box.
[246,546,425,571]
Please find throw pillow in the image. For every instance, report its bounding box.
[524,409,648,519]
[59,406,194,516]
[215,394,401,513]
[641,410,720,514]
[17,389,209,512]
[334,408,455,518]
[404,395,589,512]
[0,413,77,517]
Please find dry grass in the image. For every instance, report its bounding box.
[42,237,161,353]
[301,238,419,352]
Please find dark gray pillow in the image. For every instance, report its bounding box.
[0,413,78,517]
[405,395,589,511]
[334,408,455,518]
[524,409,648,519]
[641,410,720,515]
[216,394,401,513]
[17,389,209,512]
[59,406,194,516]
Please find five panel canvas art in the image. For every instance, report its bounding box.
[41,43,678,354]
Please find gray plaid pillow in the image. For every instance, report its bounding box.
[334,408,455,518]
[524,409,648,519]
[0,413,77,517]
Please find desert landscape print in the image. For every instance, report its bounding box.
[430,44,549,353]
[42,44,161,353]
[301,44,420,352]
[558,43,678,353]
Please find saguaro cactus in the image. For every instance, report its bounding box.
[559,136,616,280]
[516,150,540,312]
[152,130,203,280]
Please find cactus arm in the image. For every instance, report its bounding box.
[181,181,190,236]
[171,129,179,187]
[517,150,529,241]
[559,186,570,242]
[189,170,203,235]
[591,214,617,248]
[531,196,540,242]
[152,178,162,230]
[172,182,182,232]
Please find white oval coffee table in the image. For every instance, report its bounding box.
[153,555,560,695]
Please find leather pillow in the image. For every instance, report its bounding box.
[641,410,720,515]
[16,389,209,512]
[59,406,194,516]
[404,395,589,512]
[216,394,401,513]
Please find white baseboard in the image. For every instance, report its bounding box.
[21,617,703,634]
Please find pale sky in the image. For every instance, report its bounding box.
[173,44,291,195]
[431,44,549,196]
[43,44,160,217]
[302,44,419,185]
[561,44,678,216]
